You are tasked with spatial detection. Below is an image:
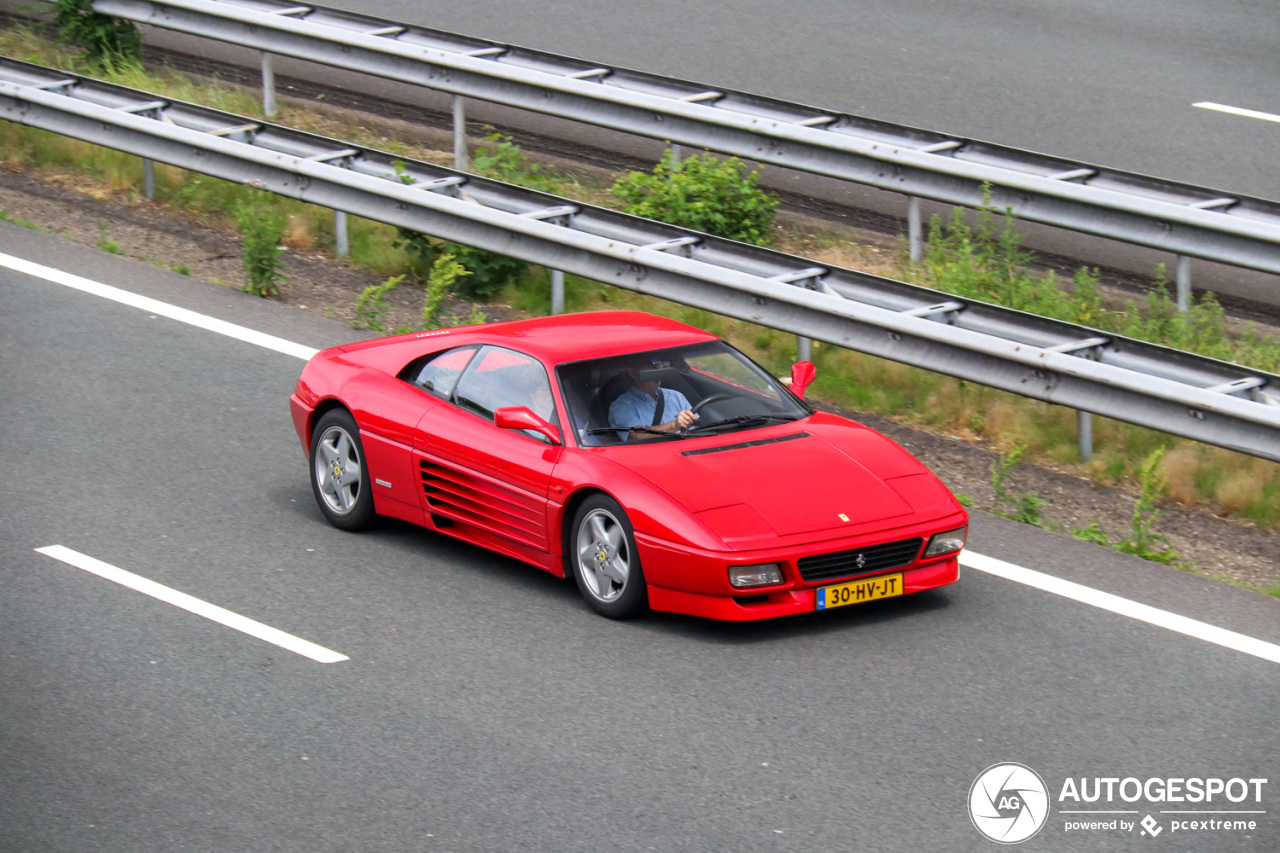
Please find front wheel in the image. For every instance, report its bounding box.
[310,409,374,531]
[569,495,647,619]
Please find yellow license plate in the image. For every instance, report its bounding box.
[816,573,904,611]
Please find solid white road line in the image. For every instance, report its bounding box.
[961,551,1280,666]
[13,248,1280,666]
[0,252,318,361]
[36,546,348,664]
[1193,102,1280,125]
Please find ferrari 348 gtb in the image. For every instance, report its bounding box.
[290,311,967,620]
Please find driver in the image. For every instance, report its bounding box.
[608,356,697,440]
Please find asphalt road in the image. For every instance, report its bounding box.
[3,224,1278,851]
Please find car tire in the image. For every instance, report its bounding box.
[310,409,375,531]
[569,495,648,619]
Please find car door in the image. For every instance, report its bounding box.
[412,345,563,555]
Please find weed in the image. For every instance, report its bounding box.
[354,274,401,332]
[356,255,477,333]
[421,253,470,330]
[0,208,47,231]
[96,222,121,255]
[235,202,288,297]
[169,262,191,276]
[991,445,1050,528]
[389,160,417,187]
[1072,521,1110,546]
[1114,447,1181,565]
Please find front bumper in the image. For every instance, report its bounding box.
[637,517,965,621]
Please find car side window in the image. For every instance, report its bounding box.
[403,346,478,400]
[454,347,557,437]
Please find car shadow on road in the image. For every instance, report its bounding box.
[637,587,957,645]
[276,484,957,638]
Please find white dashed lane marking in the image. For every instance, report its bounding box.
[36,546,348,664]
[962,551,1280,666]
[1193,102,1280,125]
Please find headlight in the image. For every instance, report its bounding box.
[728,563,784,588]
[923,526,968,558]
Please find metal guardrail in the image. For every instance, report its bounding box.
[0,59,1277,461]
[93,0,1280,283]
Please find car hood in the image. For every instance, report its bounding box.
[611,425,956,548]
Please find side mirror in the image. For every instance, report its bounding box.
[790,361,817,399]
[495,406,562,445]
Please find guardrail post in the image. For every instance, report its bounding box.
[669,142,683,165]
[908,196,923,263]
[550,269,565,315]
[334,210,349,257]
[452,96,468,171]
[796,336,812,362]
[1078,410,1093,462]
[1176,255,1192,311]
[261,52,277,118]
[143,158,155,198]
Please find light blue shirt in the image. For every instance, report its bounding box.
[609,384,692,431]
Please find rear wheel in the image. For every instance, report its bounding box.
[310,409,374,530]
[570,495,647,619]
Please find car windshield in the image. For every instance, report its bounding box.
[556,341,812,446]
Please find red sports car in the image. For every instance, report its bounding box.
[290,311,967,620]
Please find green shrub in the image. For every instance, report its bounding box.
[391,146,529,299]
[610,149,779,245]
[42,0,141,68]
[392,226,433,279]
[392,227,524,302]
[470,131,556,192]
[443,242,526,300]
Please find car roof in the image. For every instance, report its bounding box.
[335,311,719,372]
[480,311,717,362]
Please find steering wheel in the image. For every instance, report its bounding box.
[691,393,733,415]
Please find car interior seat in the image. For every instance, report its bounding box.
[586,371,634,444]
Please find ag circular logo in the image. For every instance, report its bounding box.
[969,763,1050,844]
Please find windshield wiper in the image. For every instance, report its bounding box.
[689,413,802,432]
[584,425,685,439]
